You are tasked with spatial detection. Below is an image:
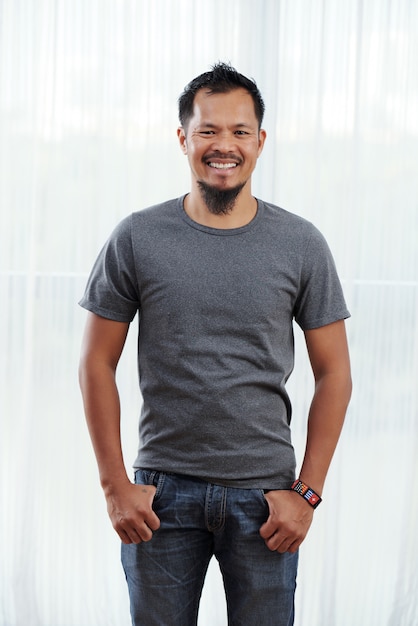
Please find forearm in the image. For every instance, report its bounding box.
[78,315,160,543]
[79,359,130,492]
[299,371,352,494]
[79,356,160,544]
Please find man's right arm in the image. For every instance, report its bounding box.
[78,312,160,543]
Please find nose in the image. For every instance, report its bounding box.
[210,130,237,154]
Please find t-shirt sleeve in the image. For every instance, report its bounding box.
[79,215,140,322]
[293,225,350,330]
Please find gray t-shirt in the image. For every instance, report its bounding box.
[80,196,350,489]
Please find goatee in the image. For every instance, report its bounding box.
[197,180,246,215]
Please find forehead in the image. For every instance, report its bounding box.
[191,88,258,123]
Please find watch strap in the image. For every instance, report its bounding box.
[290,479,322,509]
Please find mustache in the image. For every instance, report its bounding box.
[203,151,243,164]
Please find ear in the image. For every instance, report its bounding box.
[177,127,188,155]
[257,129,267,157]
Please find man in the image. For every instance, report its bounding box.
[79,62,352,626]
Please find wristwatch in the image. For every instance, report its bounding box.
[290,479,322,509]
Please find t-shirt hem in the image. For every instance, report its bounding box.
[297,309,351,331]
[134,465,295,491]
[78,298,136,323]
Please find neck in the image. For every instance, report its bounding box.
[184,186,257,229]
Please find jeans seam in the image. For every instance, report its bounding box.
[205,484,227,532]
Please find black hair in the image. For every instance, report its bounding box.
[178,61,265,130]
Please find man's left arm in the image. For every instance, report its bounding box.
[259,319,352,553]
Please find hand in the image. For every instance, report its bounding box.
[105,482,161,544]
[259,490,314,553]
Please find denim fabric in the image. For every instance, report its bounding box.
[121,470,298,626]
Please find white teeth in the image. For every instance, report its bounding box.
[208,162,237,169]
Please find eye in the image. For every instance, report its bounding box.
[200,130,215,135]
[235,130,249,136]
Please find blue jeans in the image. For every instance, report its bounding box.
[121,470,298,626]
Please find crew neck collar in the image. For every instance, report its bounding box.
[178,195,263,236]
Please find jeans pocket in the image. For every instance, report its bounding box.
[134,469,166,502]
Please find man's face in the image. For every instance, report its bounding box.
[178,88,266,199]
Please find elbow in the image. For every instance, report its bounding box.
[337,367,353,410]
[78,356,88,392]
[345,372,353,406]
[78,354,92,396]
[78,352,115,396]
[315,366,353,408]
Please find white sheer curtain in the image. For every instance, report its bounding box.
[1,1,417,624]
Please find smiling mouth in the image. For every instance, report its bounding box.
[207,162,238,170]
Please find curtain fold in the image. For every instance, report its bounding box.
[1,1,417,624]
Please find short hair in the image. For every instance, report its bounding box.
[178,61,265,130]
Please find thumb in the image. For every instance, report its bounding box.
[146,508,161,532]
[259,515,275,539]
[142,485,161,531]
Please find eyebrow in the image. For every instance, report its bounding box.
[198,122,254,129]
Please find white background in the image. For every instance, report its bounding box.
[1,1,418,624]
